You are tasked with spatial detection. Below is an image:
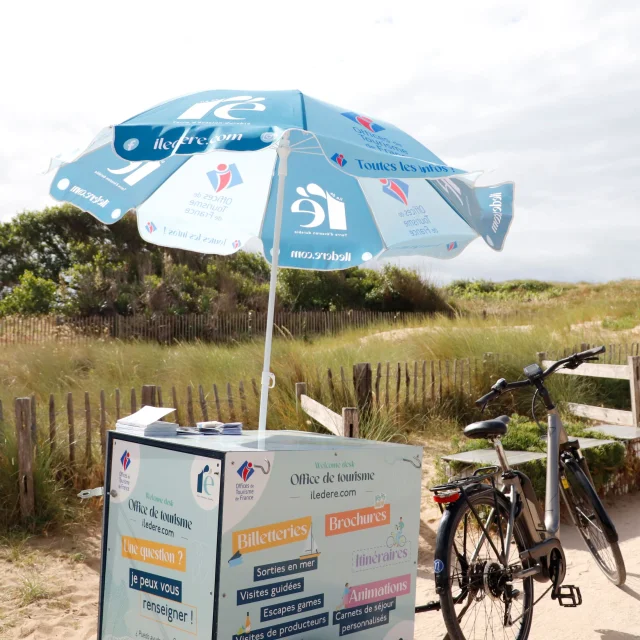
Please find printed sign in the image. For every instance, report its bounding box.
[136,149,276,255]
[100,439,220,639]
[217,446,422,638]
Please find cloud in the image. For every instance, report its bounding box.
[1,0,638,281]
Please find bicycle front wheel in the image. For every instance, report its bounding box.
[561,457,626,585]
[434,488,534,640]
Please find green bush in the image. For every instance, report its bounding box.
[0,271,57,316]
[277,265,451,313]
[448,414,626,498]
[447,279,564,302]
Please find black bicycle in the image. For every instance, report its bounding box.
[418,346,625,640]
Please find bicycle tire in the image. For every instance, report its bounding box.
[561,457,626,585]
[434,488,534,640]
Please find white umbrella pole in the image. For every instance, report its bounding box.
[258,135,291,433]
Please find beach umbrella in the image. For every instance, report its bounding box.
[49,90,514,432]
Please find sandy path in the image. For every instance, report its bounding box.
[416,492,640,640]
[1,490,639,639]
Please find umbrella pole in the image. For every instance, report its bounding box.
[258,135,291,433]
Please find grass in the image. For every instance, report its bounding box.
[0,278,638,531]
[14,575,51,606]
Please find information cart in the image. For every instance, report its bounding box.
[99,430,423,640]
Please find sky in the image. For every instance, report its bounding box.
[1,0,638,284]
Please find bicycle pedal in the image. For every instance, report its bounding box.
[553,585,582,607]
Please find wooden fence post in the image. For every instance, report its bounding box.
[130,388,137,414]
[212,384,222,422]
[353,363,372,415]
[141,385,157,407]
[100,390,107,458]
[30,395,37,451]
[172,387,181,424]
[85,392,92,469]
[115,388,121,420]
[227,383,236,422]
[198,385,209,421]
[342,407,359,439]
[187,386,195,426]
[629,356,640,427]
[49,394,56,455]
[67,392,75,466]
[295,382,307,416]
[15,398,35,522]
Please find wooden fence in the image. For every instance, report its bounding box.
[7,342,640,522]
[0,311,434,345]
[540,351,640,427]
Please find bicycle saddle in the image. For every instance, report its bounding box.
[463,415,510,440]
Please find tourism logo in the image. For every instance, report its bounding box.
[207,163,243,193]
[380,178,409,206]
[197,464,215,496]
[238,461,255,482]
[292,183,347,232]
[190,457,219,510]
[177,95,266,121]
[331,152,347,168]
[120,450,131,471]
[232,239,241,250]
[447,241,458,252]
[341,112,385,133]
[145,221,157,234]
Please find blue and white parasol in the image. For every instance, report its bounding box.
[49,90,514,431]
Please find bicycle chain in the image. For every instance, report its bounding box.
[507,585,553,625]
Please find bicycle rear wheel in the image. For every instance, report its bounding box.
[561,457,626,585]
[434,488,534,640]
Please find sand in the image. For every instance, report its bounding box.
[2,486,640,639]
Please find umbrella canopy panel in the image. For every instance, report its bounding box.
[49,90,515,431]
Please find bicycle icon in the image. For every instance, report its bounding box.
[386,527,407,549]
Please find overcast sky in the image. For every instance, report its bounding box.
[1,0,638,284]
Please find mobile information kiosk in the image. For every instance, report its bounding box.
[99,430,422,640]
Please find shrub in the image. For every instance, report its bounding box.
[0,271,57,316]
[447,414,626,498]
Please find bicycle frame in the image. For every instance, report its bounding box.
[492,408,568,539]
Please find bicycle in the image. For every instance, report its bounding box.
[417,346,626,639]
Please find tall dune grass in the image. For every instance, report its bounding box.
[1,281,638,531]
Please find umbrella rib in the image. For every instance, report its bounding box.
[289,150,325,156]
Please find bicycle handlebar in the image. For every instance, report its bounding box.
[474,345,605,408]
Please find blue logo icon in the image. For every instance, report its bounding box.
[120,450,131,471]
[341,112,385,133]
[145,221,157,234]
[331,152,347,168]
[380,178,409,206]
[207,163,243,193]
[447,241,458,252]
[123,138,139,151]
[434,559,445,574]
[197,464,215,495]
[238,461,254,482]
